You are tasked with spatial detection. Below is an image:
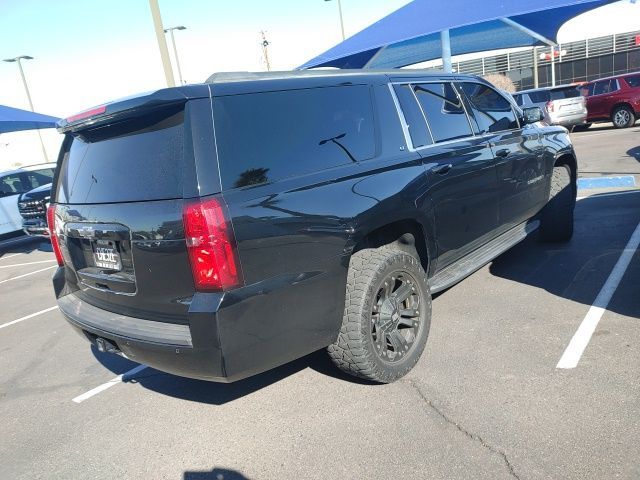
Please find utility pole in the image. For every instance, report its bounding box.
[164,25,186,85]
[3,55,48,162]
[148,0,175,87]
[260,31,271,71]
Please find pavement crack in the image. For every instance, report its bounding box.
[403,379,521,480]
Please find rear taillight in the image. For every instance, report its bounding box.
[183,197,242,292]
[46,205,64,266]
[546,100,555,113]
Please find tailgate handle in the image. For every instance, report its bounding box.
[65,223,130,241]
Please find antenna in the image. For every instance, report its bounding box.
[260,30,271,71]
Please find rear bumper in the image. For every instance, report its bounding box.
[548,111,587,127]
[53,258,346,382]
[22,218,49,237]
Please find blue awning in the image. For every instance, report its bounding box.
[300,0,619,69]
[0,104,59,134]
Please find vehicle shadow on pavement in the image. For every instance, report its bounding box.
[489,191,640,320]
[92,346,373,404]
[183,467,249,479]
[627,146,640,162]
[0,235,44,255]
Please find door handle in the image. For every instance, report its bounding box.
[431,163,452,175]
[495,148,510,158]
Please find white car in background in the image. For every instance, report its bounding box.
[0,163,56,236]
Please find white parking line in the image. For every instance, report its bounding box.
[557,220,640,369]
[72,364,149,404]
[0,260,56,269]
[0,253,23,261]
[0,265,57,285]
[0,306,58,330]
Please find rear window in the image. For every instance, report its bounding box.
[213,86,375,190]
[55,108,185,204]
[625,75,640,88]
[527,90,551,103]
[550,87,581,100]
[0,168,53,197]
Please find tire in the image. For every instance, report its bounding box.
[328,248,431,383]
[539,164,575,242]
[611,105,635,129]
[572,123,591,132]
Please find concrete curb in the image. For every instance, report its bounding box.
[577,175,636,190]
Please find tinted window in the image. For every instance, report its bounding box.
[23,168,54,190]
[413,83,472,142]
[459,82,519,134]
[393,84,432,148]
[550,87,581,100]
[528,90,551,103]
[593,79,617,95]
[214,86,375,189]
[512,94,524,107]
[56,108,185,204]
[624,75,640,88]
[0,174,23,196]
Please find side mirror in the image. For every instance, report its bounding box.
[522,106,544,125]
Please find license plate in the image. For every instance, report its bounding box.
[93,241,122,270]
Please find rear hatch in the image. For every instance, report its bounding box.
[548,86,585,117]
[52,88,216,323]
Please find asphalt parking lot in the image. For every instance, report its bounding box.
[0,124,639,480]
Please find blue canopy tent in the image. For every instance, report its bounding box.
[0,104,59,134]
[300,0,620,76]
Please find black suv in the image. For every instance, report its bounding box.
[50,71,577,384]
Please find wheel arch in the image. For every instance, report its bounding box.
[611,102,635,118]
[350,219,434,277]
[554,152,578,196]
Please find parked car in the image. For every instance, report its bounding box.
[18,183,52,236]
[0,163,56,237]
[512,84,587,129]
[578,72,640,128]
[50,71,577,384]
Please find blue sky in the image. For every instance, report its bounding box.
[0,0,639,166]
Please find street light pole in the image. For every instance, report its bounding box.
[164,26,186,85]
[325,0,345,41]
[148,0,175,87]
[3,55,49,162]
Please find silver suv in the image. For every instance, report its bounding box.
[513,85,587,129]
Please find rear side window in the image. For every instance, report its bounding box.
[213,86,375,190]
[624,75,640,88]
[550,87,581,100]
[0,174,22,196]
[593,79,618,95]
[392,84,432,148]
[512,94,524,106]
[55,108,185,204]
[23,168,54,190]
[459,82,519,134]
[413,83,472,142]
[528,90,551,103]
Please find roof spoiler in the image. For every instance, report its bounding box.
[57,85,209,133]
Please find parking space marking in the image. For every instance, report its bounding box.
[0,306,58,331]
[557,220,640,369]
[0,253,23,261]
[0,260,56,269]
[577,189,640,201]
[72,364,149,404]
[0,265,57,285]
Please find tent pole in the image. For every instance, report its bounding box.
[533,47,539,88]
[441,29,452,73]
[551,46,556,87]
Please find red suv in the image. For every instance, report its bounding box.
[580,72,640,128]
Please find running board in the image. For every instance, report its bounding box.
[430,220,540,294]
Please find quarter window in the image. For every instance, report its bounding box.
[624,75,640,88]
[459,82,519,134]
[413,83,473,142]
[214,85,376,190]
[392,84,432,148]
